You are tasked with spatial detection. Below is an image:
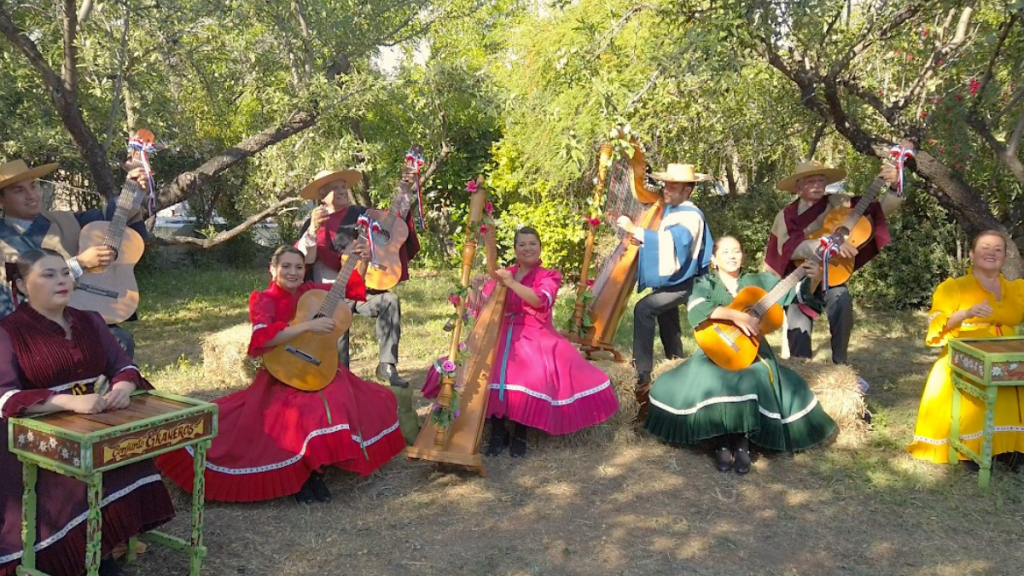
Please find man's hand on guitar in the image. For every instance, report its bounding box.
[350,238,371,262]
[729,310,761,338]
[78,245,115,269]
[879,165,898,186]
[799,260,823,284]
[125,167,150,191]
[302,317,336,334]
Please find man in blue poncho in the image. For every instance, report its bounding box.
[616,163,714,422]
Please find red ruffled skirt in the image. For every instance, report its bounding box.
[156,368,404,503]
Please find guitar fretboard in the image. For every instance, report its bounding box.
[101,156,147,251]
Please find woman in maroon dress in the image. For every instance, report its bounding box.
[0,249,174,576]
[157,247,405,504]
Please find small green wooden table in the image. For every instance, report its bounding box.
[8,389,218,575]
[947,336,1024,489]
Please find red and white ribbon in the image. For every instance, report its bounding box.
[406,149,426,229]
[819,236,843,293]
[888,144,915,198]
[357,214,381,264]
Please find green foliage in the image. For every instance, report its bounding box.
[697,186,789,271]
[497,200,588,274]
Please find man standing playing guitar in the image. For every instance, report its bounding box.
[764,158,900,364]
[295,167,420,387]
[0,158,149,356]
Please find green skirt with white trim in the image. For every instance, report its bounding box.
[644,345,837,452]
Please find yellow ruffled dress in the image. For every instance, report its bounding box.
[907,273,1024,463]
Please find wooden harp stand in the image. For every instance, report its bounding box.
[406,179,505,476]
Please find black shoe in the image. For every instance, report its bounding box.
[99,558,123,576]
[714,446,733,472]
[294,479,316,504]
[734,436,751,475]
[376,363,409,387]
[634,372,653,424]
[510,426,528,458]
[485,419,509,457]
[309,472,331,503]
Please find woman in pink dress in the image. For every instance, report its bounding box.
[423,227,617,457]
[157,246,405,504]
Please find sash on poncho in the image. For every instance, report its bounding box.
[764,194,891,278]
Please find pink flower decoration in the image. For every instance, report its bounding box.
[441,360,457,373]
[485,201,494,214]
[466,180,478,193]
[586,278,595,287]
[969,77,981,97]
[588,217,602,227]
[448,294,461,307]
[479,224,489,234]
[458,341,468,351]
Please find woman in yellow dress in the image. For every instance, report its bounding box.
[907,230,1024,466]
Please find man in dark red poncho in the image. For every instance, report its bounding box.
[764,160,898,364]
[295,169,420,387]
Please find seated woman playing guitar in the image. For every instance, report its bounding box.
[645,236,837,474]
[0,249,174,576]
[907,230,1024,469]
[157,246,405,504]
[423,226,618,457]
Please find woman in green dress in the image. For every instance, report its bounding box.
[644,236,838,474]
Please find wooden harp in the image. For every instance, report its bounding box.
[406,179,505,476]
[566,136,662,362]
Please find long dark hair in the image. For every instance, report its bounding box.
[9,248,66,299]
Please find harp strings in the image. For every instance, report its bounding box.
[594,158,645,276]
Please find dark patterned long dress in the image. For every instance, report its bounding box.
[0,304,174,576]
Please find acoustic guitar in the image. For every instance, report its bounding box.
[695,254,823,371]
[364,144,423,291]
[801,144,912,287]
[262,233,365,391]
[69,130,155,324]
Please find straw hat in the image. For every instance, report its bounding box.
[776,160,846,193]
[299,169,362,200]
[0,159,59,191]
[650,164,710,184]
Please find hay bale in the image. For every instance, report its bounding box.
[781,358,868,447]
[202,322,259,386]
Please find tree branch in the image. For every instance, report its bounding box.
[827,2,924,82]
[104,6,131,153]
[972,13,1017,110]
[155,197,304,248]
[156,110,320,210]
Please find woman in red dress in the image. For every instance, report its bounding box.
[0,249,174,576]
[157,247,405,504]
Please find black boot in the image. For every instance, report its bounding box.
[634,373,652,424]
[294,477,316,504]
[99,558,123,576]
[485,417,509,457]
[376,363,409,387]
[509,423,529,458]
[309,471,331,503]
[714,436,733,472]
[733,435,751,475]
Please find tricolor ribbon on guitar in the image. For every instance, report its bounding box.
[405,148,426,229]
[127,136,158,214]
[356,214,382,264]
[888,144,915,198]
[818,235,843,293]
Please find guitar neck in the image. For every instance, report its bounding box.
[836,177,887,233]
[103,166,146,249]
[318,251,361,317]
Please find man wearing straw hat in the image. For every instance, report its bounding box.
[617,163,714,421]
[0,159,149,354]
[295,168,420,387]
[765,160,899,364]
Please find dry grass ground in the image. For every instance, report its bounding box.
[123,265,1024,576]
